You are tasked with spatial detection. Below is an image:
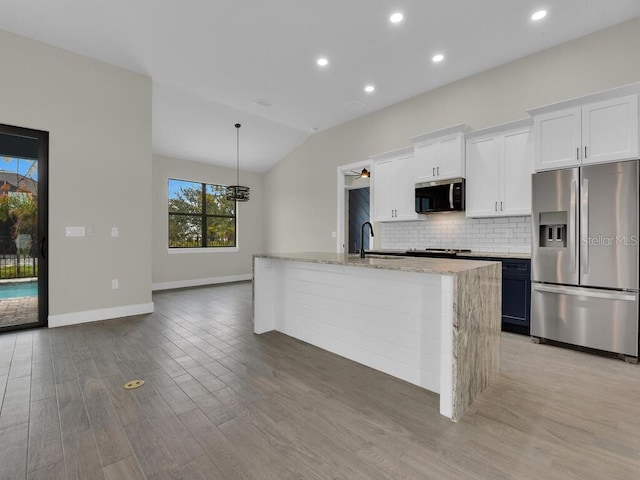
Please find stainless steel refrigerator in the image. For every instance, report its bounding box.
[531,160,639,359]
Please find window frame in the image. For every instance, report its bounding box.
[167,178,239,252]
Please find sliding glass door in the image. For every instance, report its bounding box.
[0,124,48,331]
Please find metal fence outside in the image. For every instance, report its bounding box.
[0,255,38,280]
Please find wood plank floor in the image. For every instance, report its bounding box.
[1,281,640,479]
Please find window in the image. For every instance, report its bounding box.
[168,179,236,248]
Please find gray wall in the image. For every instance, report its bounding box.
[152,154,264,288]
[0,29,152,317]
[264,17,640,253]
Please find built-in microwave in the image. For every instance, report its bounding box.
[415,178,465,213]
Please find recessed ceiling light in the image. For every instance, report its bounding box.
[254,98,272,108]
[432,53,445,63]
[364,85,375,93]
[390,12,404,24]
[531,9,547,21]
[317,57,329,67]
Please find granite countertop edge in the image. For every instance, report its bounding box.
[254,252,500,276]
[365,250,531,260]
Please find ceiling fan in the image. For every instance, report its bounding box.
[346,167,371,179]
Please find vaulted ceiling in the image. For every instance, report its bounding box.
[1,1,639,171]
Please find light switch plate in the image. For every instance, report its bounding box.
[111,227,119,237]
[65,226,86,237]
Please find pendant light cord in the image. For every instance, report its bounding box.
[236,123,241,186]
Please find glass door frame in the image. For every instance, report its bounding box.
[0,123,48,332]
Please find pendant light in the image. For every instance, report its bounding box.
[226,123,250,202]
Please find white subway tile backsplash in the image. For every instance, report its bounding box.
[379,212,532,254]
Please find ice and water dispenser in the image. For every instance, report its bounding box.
[538,211,567,248]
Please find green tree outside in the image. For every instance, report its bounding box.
[0,192,38,277]
[168,181,236,248]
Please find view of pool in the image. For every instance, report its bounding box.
[0,282,38,300]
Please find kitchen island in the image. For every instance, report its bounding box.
[253,253,501,422]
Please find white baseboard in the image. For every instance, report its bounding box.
[152,273,253,291]
[48,302,155,328]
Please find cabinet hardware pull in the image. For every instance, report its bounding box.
[584,146,587,158]
[437,166,439,175]
[577,147,579,160]
[432,167,435,176]
[500,201,503,211]
[495,201,498,211]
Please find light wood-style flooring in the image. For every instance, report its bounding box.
[1,281,639,479]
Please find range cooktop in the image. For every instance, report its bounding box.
[405,248,471,257]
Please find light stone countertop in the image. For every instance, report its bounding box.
[461,251,531,260]
[366,250,531,260]
[254,252,499,275]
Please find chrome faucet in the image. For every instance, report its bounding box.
[360,221,374,258]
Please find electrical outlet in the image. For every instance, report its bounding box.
[111,227,119,237]
[112,279,119,289]
[331,231,337,239]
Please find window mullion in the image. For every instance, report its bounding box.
[201,183,207,248]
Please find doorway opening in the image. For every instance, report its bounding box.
[337,161,372,254]
[0,124,48,332]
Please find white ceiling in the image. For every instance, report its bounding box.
[1,1,639,172]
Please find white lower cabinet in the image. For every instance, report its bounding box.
[466,123,532,218]
[372,148,418,222]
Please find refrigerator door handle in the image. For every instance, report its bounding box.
[581,178,589,275]
[532,283,636,302]
[569,179,577,273]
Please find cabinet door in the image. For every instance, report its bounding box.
[502,128,532,216]
[534,107,581,171]
[502,275,530,327]
[438,133,465,179]
[395,155,418,221]
[465,135,500,217]
[414,141,439,183]
[582,95,639,165]
[372,159,395,222]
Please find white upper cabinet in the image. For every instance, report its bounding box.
[411,125,470,183]
[413,140,439,183]
[502,128,533,216]
[530,88,639,172]
[372,159,395,222]
[372,147,418,222]
[582,95,639,165]
[466,135,500,217]
[466,121,532,218]
[534,107,581,171]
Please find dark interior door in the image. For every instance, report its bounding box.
[348,187,370,253]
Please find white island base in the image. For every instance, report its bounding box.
[253,253,501,422]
